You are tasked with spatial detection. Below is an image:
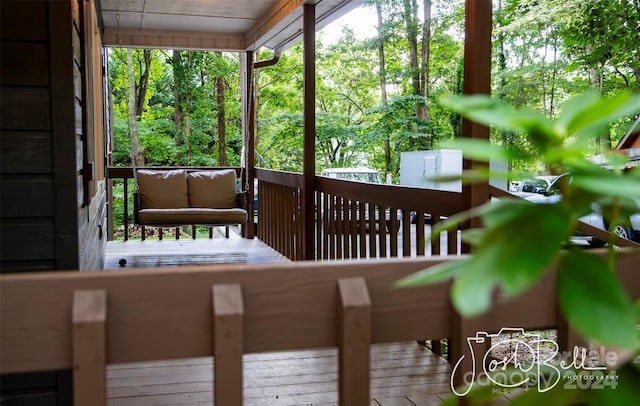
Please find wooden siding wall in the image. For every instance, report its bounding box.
[0,0,74,272]
[77,0,107,271]
[0,0,106,273]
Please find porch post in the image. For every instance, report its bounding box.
[243,51,256,239]
[302,4,316,260]
[450,0,492,389]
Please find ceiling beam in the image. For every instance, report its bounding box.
[102,27,246,51]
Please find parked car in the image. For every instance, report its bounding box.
[320,167,383,183]
[514,174,639,246]
[319,168,400,232]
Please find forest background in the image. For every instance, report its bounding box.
[108,0,640,182]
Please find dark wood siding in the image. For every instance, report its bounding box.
[1,0,106,272]
[0,0,107,402]
[0,0,59,273]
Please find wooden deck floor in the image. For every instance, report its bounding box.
[104,230,289,270]
[107,342,455,406]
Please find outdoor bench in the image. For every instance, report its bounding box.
[133,168,248,234]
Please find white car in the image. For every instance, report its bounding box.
[515,174,639,246]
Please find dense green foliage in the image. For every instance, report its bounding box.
[108,0,639,178]
[399,90,640,404]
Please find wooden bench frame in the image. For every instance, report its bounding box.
[132,168,248,237]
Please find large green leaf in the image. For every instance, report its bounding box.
[395,258,468,287]
[557,91,640,141]
[571,172,640,199]
[588,364,640,405]
[452,202,571,317]
[439,95,559,149]
[557,250,637,348]
[441,138,527,162]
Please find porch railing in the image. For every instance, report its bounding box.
[106,166,244,241]
[1,254,638,404]
[256,168,465,261]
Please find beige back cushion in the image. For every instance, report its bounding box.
[188,170,238,208]
[137,169,189,209]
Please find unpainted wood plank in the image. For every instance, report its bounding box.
[405,393,444,406]
[338,277,372,406]
[375,396,413,406]
[212,283,244,406]
[73,289,107,406]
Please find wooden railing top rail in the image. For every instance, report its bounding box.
[316,176,464,215]
[255,167,304,188]
[2,253,639,374]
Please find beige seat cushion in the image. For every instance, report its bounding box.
[188,170,238,209]
[138,208,247,225]
[137,169,189,209]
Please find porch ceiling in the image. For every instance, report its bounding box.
[98,0,364,52]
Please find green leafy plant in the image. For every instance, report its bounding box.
[398,90,640,403]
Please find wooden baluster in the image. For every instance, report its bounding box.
[367,204,376,259]
[350,200,358,259]
[358,201,366,259]
[323,193,330,260]
[212,284,244,406]
[431,214,441,256]
[336,197,343,260]
[402,209,411,257]
[377,205,385,259]
[123,179,129,241]
[416,211,425,256]
[337,277,371,406]
[72,289,107,406]
[390,207,398,257]
[448,228,458,256]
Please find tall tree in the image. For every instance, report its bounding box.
[375,0,391,173]
[216,52,228,166]
[126,49,144,166]
[402,0,432,149]
[135,49,152,117]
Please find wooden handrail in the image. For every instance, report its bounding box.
[1,253,640,404]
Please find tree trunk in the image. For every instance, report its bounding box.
[135,49,152,117]
[404,0,431,149]
[216,72,227,166]
[172,51,184,162]
[127,49,144,166]
[419,0,431,122]
[590,66,612,152]
[403,0,420,95]
[184,51,193,163]
[376,1,391,174]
